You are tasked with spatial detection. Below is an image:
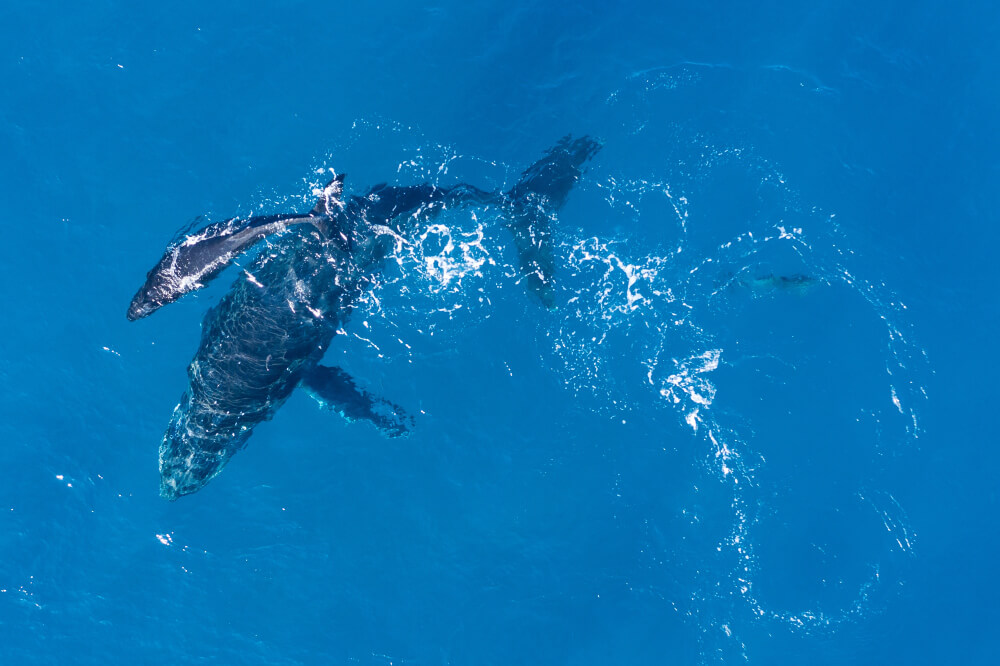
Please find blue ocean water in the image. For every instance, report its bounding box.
[1,1,996,663]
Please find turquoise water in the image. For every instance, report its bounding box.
[1,1,996,663]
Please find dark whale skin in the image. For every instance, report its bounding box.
[144,137,603,499]
[159,228,353,499]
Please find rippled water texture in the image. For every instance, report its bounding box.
[1,2,996,664]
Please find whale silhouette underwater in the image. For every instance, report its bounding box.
[128,136,602,499]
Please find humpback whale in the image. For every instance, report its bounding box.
[128,136,601,499]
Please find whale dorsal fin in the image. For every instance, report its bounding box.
[311,172,346,215]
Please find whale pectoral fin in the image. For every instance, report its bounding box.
[301,365,413,438]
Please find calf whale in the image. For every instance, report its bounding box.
[127,175,346,321]
[128,136,601,499]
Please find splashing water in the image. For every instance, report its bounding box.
[249,98,927,661]
[534,130,925,656]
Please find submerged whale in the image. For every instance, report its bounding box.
[128,136,601,499]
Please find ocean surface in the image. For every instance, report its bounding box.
[1,1,996,663]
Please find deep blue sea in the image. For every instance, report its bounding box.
[2,1,997,663]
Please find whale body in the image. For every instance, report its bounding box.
[128,136,602,499]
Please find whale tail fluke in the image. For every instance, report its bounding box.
[506,135,602,308]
